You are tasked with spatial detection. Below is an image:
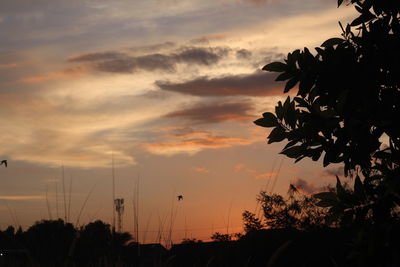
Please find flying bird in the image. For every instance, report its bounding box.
[177,195,183,201]
[0,160,7,168]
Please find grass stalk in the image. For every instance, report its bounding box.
[75,184,96,227]
[45,184,52,220]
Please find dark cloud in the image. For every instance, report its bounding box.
[139,90,171,100]
[69,47,228,74]
[244,0,272,4]
[68,51,126,62]
[96,54,176,73]
[236,49,252,59]
[292,177,321,195]
[190,34,227,44]
[175,47,229,66]
[130,41,176,53]
[157,71,282,97]
[165,101,254,124]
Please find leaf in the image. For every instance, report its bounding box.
[275,101,284,120]
[323,151,331,167]
[267,126,286,144]
[262,62,287,72]
[253,112,279,127]
[294,156,306,163]
[350,13,375,26]
[354,175,365,200]
[298,73,315,96]
[284,77,299,93]
[321,38,344,47]
[346,24,351,35]
[280,145,304,159]
[294,97,309,108]
[286,102,297,129]
[335,176,346,199]
[315,47,324,56]
[275,72,293,81]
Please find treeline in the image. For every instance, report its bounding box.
[0,219,133,266]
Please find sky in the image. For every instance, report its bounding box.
[0,0,355,243]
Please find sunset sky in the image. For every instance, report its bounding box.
[0,0,355,242]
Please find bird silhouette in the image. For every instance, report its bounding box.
[0,160,7,168]
[177,195,183,201]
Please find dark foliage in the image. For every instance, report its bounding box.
[24,219,76,266]
[255,0,400,266]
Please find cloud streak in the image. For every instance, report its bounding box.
[69,47,229,74]
[0,195,44,201]
[157,71,282,97]
[165,101,255,124]
[143,131,254,156]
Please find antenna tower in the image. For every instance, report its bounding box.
[114,198,125,232]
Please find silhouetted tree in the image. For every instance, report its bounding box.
[73,220,132,265]
[23,219,76,266]
[244,185,327,232]
[242,210,263,233]
[181,238,203,244]
[74,220,112,265]
[255,0,400,265]
[210,232,232,242]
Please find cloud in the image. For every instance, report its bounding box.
[143,131,254,156]
[175,47,228,65]
[0,195,44,201]
[292,177,322,194]
[165,101,255,124]
[255,172,277,180]
[244,0,273,4]
[234,163,245,172]
[0,63,18,70]
[236,49,252,59]
[156,71,283,97]
[130,41,176,53]
[190,33,228,44]
[19,66,88,83]
[68,51,126,62]
[194,167,210,173]
[69,47,229,74]
[95,54,176,73]
[169,127,210,138]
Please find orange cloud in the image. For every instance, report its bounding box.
[255,172,277,180]
[0,63,18,70]
[143,133,253,155]
[0,195,44,201]
[234,163,245,172]
[194,167,210,173]
[169,127,210,138]
[19,66,88,83]
[246,169,257,174]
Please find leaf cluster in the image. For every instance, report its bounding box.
[256,0,400,175]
